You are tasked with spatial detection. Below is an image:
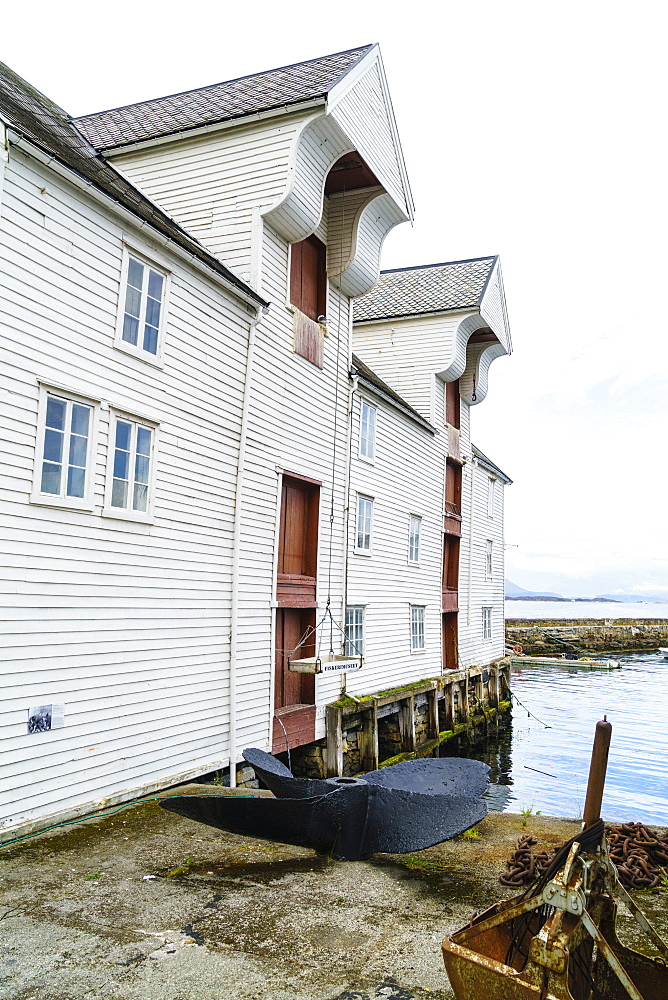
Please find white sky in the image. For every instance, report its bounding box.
[3,1,667,597]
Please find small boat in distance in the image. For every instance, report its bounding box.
[510,654,621,670]
[659,646,668,660]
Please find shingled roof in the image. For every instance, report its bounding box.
[353,256,497,323]
[73,46,373,151]
[0,61,266,307]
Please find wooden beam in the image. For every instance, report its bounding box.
[359,702,379,771]
[398,694,416,753]
[427,688,439,740]
[325,705,343,777]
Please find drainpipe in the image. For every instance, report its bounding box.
[340,372,358,695]
[467,453,478,627]
[228,304,266,786]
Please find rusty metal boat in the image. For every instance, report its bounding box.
[442,718,668,999]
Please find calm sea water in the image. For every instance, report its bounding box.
[444,651,668,825]
[506,600,668,619]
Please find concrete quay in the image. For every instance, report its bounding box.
[1,793,666,1000]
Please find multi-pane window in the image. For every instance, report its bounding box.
[482,607,493,641]
[109,418,154,513]
[485,539,493,579]
[121,255,165,356]
[487,477,496,517]
[408,515,421,563]
[356,495,373,551]
[410,606,425,651]
[359,401,376,461]
[37,393,92,501]
[345,607,364,656]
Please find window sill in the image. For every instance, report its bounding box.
[358,454,375,466]
[353,548,372,557]
[30,493,95,513]
[102,507,154,525]
[113,338,165,369]
[408,560,421,568]
[410,648,426,655]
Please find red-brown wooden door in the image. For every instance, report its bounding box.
[274,607,315,711]
[273,475,320,751]
[442,612,458,672]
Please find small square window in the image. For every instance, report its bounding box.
[482,607,492,641]
[104,414,157,520]
[359,400,376,462]
[32,387,97,510]
[408,515,421,563]
[115,249,168,363]
[355,495,373,552]
[345,607,364,656]
[410,606,425,651]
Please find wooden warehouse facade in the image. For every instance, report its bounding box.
[0,45,512,842]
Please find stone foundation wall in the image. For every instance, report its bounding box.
[506,619,668,656]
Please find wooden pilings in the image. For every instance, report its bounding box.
[324,663,511,778]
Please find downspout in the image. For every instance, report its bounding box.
[340,372,358,695]
[466,453,478,627]
[228,304,266,786]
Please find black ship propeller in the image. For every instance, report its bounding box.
[160,748,490,861]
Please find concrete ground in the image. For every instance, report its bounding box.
[1,791,666,1000]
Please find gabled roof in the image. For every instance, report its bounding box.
[73,46,374,151]
[0,61,267,308]
[472,445,512,484]
[353,256,498,323]
[351,354,435,433]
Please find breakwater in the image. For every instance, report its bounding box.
[506,618,668,655]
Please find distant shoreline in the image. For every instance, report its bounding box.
[505,595,621,603]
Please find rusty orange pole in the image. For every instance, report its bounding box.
[582,716,613,827]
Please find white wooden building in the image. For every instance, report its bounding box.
[1,46,513,841]
[351,258,513,678]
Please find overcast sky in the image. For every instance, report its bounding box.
[3,1,666,598]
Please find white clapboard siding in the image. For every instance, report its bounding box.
[329,61,407,216]
[353,318,508,675]
[457,441,507,667]
[352,312,471,424]
[345,391,442,695]
[226,217,356,742]
[0,147,257,834]
[112,113,305,281]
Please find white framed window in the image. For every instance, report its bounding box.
[410,606,425,651]
[104,413,157,521]
[482,607,493,641]
[115,248,169,363]
[355,495,373,553]
[485,539,493,579]
[31,386,98,510]
[487,477,496,517]
[359,400,376,462]
[345,607,364,656]
[408,514,421,563]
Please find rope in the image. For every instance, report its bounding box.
[509,689,552,728]
[273,713,291,772]
[533,626,585,654]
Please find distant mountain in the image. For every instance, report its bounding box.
[505,579,563,599]
[595,593,668,604]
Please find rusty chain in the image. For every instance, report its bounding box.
[500,822,668,890]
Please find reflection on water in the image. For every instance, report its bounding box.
[442,651,668,824]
